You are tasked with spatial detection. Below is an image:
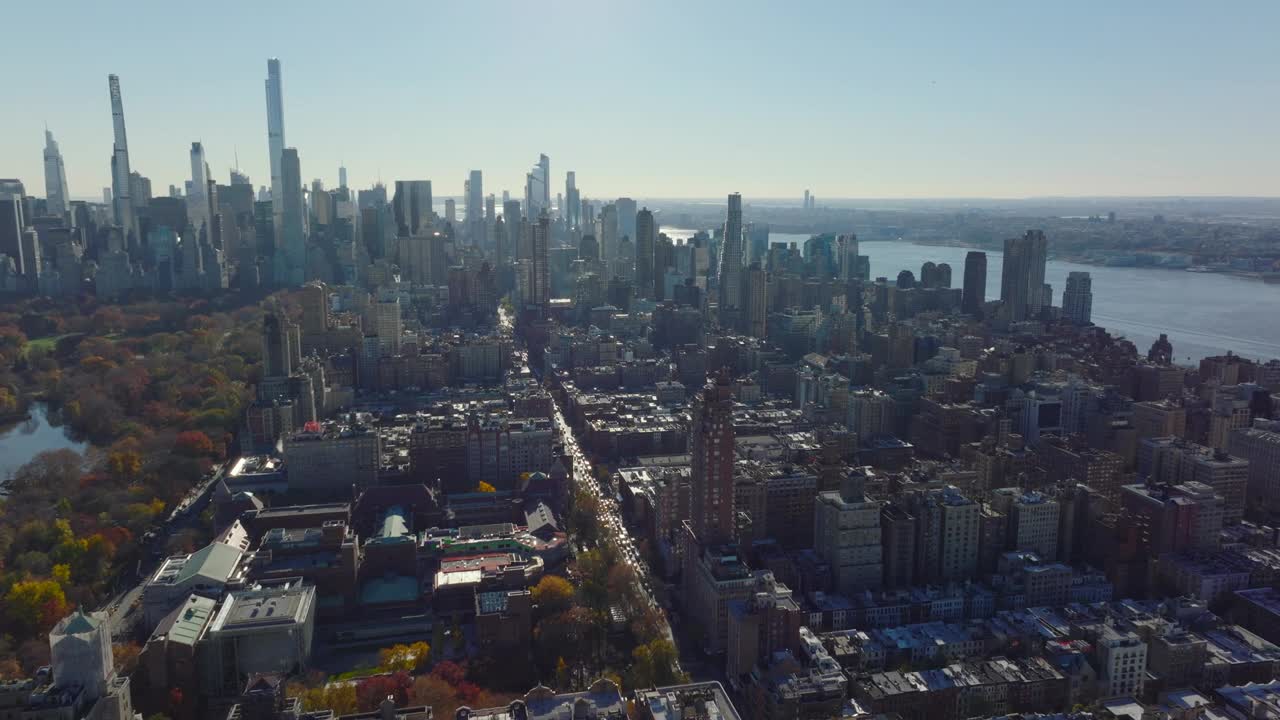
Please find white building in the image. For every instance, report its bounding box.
[1096,626,1147,698]
[49,609,113,700]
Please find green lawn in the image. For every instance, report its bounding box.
[25,332,123,356]
[25,333,74,354]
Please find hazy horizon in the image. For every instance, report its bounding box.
[4,1,1279,201]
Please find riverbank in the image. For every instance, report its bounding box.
[908,239,1278,281]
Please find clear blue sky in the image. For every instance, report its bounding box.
[2,0,1277,201]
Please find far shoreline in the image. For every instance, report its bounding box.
[904,238,1279,283]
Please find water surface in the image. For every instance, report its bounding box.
[0,403,88,482]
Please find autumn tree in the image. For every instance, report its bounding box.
[377,641,431,673]
[3,579,68,636]
[173,430,214,457]
[531,575,574,617]
[355,672,412,711]
[628,638,680,690]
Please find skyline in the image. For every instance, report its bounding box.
[2,1,1279,201]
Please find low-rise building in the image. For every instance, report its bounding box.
[200,580,316,697]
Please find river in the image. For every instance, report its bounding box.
[664,228,1280,363]
[0,403,88,483]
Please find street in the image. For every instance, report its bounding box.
[549,401,681,663]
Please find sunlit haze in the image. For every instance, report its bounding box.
[2,0,1278,199]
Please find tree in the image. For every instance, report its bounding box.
[409,675,461,719]
[174,430,214,457]
[4,579,67,636]
[113,643,142,676]
[555,657,571,690]
[356,672,412,711]
[628,639,679,690]
[531,575,575,617]
[431,660,468,687]
[378,642,430,673]
[475,481,496,493]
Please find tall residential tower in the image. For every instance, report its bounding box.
[717,193,745,330]
[265,58,287,239]
[107,74,138,243]
[43,130,70,219]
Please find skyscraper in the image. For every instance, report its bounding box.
[0,196,24,276]
[717,193,745,330]
[690,371,736,545]
[107,74,138,243]
[188,142,211,235]
[616,197,637,243]
[838,233,859,282]
[530,211,550,310]
[274,148,305,286]
[465,170,484,244]
[265,59,287,240]
[262,312,292,378]
[634,207,656,300]
[524,154,550,217]
[565,171,580,231]
[962,250,987,317]
[338,166,348,190]
[392,181,433,236]
[43,130,69,219]
[1063,271,1093,325]
[746,262,768,338]
[599,203,618,263]
[1000,230,1048,322]
[501,199,521,263]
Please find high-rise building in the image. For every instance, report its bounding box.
[1229,427,1280,520]
[43,130,70,218]
[444,198,456,225]
[938,489,980,581]
[372,295,402,356]
[530,211,551,309]
[262,313,292,378]
[1133,400,1187,441]
[465,170,484,243]
[524,154,550,218]
[299,281,329,342]
[992,488,1060,559]
[393,180,433,236]
[565,171,580,231]
[746,262,768,339]
[108,74,138,243]
[0,195,25,276]
[599,203,618,263]
[274,148,305,286]
[1063,271,1093,325]
[690,371,736,545]
[1121,482,1223,557]
[188,142,212,235]
[962,251,987,317]
[717,193,745,330]
[1139,438,1249,524]
[338,166,347,190]
[1000,230,1047,322]
[265,58,287,240]
[501,199,521,263]
[635,207,656,300]
[616,197,637,244]
[815,471,883,594]
[838,233,859,282]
